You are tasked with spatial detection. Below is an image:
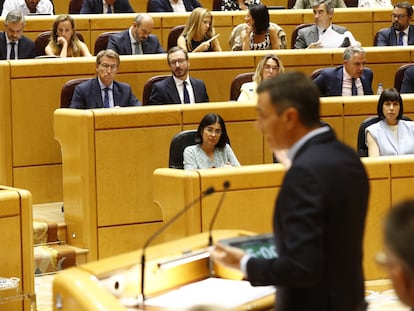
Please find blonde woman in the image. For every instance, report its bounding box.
[237,54,284,102]
[177,8,222,52]
[45,15,92,57]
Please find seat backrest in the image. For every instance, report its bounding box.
[290,23,314,49]
[229,72,254,101]
[394,63,414,92]
[94,32,118,55]
[142,75,170,105]
[212,0,221,10]
[68,0,84,13]
[167,25,185,50]
[228,22,287,51]
[60,78,90,108]
[34,31,85,57]
[344,0,358,6]
[169,130,199,169]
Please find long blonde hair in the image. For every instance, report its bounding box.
[253,54,284,84]
[49,15,82,57]
[181,8,216,52]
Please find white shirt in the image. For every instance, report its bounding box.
[102,0,113,13]
[2,0,53,16]
[342,68,363,96]
[5,34,18,60]
[169,0,186,12]
[395,28,409,46]
[98,79,114,108]
[173,75,195,104]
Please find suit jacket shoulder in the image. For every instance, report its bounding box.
[189,76,209,103]
[107,30,131,54]
[18,36,35,59]
[148,0,172,12]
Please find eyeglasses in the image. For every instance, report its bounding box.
[391,13,408,19]
[100,63,118,70]
[169,59,187,66]
[205,127,222,135]
[264,65,279,71]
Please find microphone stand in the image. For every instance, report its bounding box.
[139,186,215,309]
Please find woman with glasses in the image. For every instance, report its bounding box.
[45,15,91,57]
[183,113,240,170]
[237,54,284,102]
[177,7,222,52]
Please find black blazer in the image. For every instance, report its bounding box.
[70,77,141,108]
[0,32,35,60]
[80,0,134,13]
[148,76,209,105]
[375,25,414,46]
[401,65,414,93]
[148,0,201,12]
[247,128,369,311]
[107,30,165,55]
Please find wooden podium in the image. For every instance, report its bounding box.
[53,230,275,311]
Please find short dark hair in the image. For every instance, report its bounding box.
[256,71,320,127]
[196,113,230,148]
[249,4,269,35]
[385,199,414,274]
[394,1,413,17]
[377,88,403,120]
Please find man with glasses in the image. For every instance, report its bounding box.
[375,1,414,46]
[70,49,141,109]
[148,46,209,105]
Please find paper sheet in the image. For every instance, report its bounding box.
[319,28,357,48]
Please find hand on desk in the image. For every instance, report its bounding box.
[210,243,246,272]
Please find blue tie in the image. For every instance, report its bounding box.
[183,81,190,104]
[398,32,404,46]
[351,78,357,96]
[103,87,110,107]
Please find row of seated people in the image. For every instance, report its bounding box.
[3,0,414,60]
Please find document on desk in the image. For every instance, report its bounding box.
[145,277,275,309]
[319,28,357,48]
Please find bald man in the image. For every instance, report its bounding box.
[107,14,165,55]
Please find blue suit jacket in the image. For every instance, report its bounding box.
[375,25,414,46]
[314,66,374,97]
[107,30,165,55]
[247,128,369,311]
[70,77,141,109]
[400,65,414,93]
[148,0,201,12]
[80,0,134,13]
[148,76,209,105]
[0,32,35,59]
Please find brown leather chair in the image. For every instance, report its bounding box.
[68,0,84,13]
[94,32,118,55]
[212,0,221,10]
[60,78,90,108]
[167,25,185,50]
[34,31,85,57]
[229,72,254,101]
[290,23,313,49]
[394,63,414,92]
[142,75,169,105]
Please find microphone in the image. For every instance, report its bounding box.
[208,181,230,276]
[139,186,215,307]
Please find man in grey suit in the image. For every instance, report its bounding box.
[70,49,141,109]
[294,0,354,49]
[148,46,209,105]
[375,1,414,46]
[0,10,35,60]
[107,14,165,55]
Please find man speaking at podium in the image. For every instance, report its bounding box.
[212,71,369,311]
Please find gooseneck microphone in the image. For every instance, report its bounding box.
[140,186,215,307]
[208,181,230,276]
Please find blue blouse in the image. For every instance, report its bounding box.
[183,144,240,170]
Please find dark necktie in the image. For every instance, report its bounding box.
[107,4,112,13]
[134,41,143,54]
[183,81,190,104]
[351,78,358,96]
[9,42,15,60]
[103,87,110,107]
[398,32,404,46]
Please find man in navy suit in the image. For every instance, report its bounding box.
[148,46,209,105]
[0,10,35,60]
[212,71,369,311]
[314,45,374,96]
[107,14,164,55]
[375,1,414,46]
[70,49,141,109]
[80,0,134,14]
[148,0,202,12]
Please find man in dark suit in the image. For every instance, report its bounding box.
[212,71,369,311]
[107,14,164,55]
[80,0,134,14]
[148,0,202,12]
[148,46,209,105]
[295,0,355,49]
[314,45,374,96]
[70,49,141,109]
[400,65,414,93]
[375,1,414,46]
[0,10,35,60]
